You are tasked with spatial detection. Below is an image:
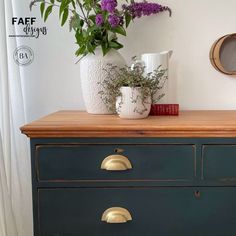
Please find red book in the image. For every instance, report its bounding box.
[150,104,179,116]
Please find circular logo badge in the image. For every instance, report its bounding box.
[13,46,34,66]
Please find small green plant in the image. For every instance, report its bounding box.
[98,57,167,113]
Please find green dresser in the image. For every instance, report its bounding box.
[21,111,236,236]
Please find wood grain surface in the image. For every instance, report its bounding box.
[20,110,236,138]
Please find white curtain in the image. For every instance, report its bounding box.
[0,0,33,236]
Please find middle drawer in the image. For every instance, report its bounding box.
[36,144,196,182]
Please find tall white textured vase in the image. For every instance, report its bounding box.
[80,49,126,114]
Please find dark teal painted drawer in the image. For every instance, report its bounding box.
[36,144,195,182]
[38,187,236,236]
[202,145,236,181]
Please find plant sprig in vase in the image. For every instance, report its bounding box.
[30,0,171,58]
[98,57,167,118]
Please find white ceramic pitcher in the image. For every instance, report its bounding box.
[132,50,173,103]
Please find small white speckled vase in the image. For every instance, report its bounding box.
[80,49,126,114]
[116,87,151,119]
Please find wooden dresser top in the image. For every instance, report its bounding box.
[20,110,236,138]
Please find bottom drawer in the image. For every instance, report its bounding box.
[38,188,236,236]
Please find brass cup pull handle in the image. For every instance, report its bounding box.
[101,154,132,171]
[101,207,132,224]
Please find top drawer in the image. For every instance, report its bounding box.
[202,145,236,181]
[35,144,195,182]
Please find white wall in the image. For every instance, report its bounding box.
[10,0,236,122]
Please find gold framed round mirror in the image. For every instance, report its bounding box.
[210,33,236,75]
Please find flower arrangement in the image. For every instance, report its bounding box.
[30,0,171,57]
[98,57,167,114]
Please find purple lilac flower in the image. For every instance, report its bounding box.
[101,0,117,13]
[108,14,121,28]
[122,1,171,19]
[95,14,104,26]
